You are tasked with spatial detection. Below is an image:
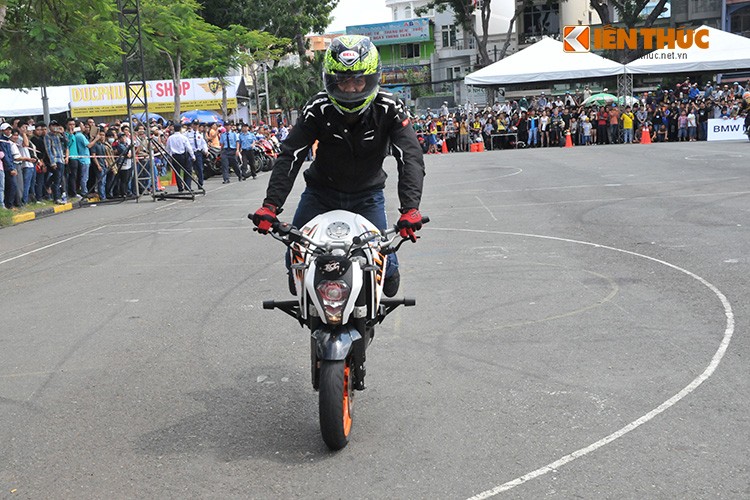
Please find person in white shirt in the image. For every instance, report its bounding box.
[185,119,209,188]
[166,124,195,191]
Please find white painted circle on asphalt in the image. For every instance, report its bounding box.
[426,228,735,499]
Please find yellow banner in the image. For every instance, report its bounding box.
[71,98,237,118]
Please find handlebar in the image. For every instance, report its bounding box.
[249,214,430,255]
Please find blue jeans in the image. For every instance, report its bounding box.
[623,128,633,144]
[528,128,539,146]
[22,167,34,204]
[97,167,108,199]
[50,162,65,200]
[287,186,398,278]
[78,161,90,195]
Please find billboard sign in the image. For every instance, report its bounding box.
[69,77,239,117]
[346,19,430,45]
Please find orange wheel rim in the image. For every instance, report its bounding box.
[343,363,353,436]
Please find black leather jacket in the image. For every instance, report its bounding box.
[263,90,425,211]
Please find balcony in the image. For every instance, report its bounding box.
[437,38,477,58]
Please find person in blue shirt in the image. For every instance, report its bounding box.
[64,118,79,198]
[688,83,700,101]
[219,123,242,184]
[74,121,96,197]
[527,109,539,147]
[238,122,257,179]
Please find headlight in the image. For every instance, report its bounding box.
[316,280,351,324]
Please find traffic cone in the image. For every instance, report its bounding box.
[441,139,448,153]
[477,141,485,152]
[170,169,177,186]
[565,130,573,148]
[469,143,477,152]
[156,175,164,191]
[640,125,652,144]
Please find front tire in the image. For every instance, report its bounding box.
[319,359,353,450]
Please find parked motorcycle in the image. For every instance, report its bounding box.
[255,210,429,450]
[254,136,278,172]
[204,145,222,178]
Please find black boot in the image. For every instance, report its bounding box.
[383,270,400,298]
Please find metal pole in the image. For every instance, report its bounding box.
[252,66,261,126]
[41,84,50,125]
[721,0,727,31]
[263,62,271,126]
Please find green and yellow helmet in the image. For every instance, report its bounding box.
[323,35,381,115]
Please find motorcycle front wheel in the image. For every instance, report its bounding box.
[318,359,353,450]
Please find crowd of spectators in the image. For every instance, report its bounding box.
[410,79,750,152]
[3,78,749,211]
[1,115,286,210]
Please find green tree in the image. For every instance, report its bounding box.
[196,0,338,61]
[267,52,324,122]
[586,0,670,62]
[139,0,221,121]
[405,68,433,100]
[198,26,289,119]
[0,0,120,87]
[589,0,669,28]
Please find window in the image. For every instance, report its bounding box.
[400,43,420,59]
[446,67,461,80]
[522,2,560,37]
[731,6,750,34]
[441,25,458,47]
[393,7,399,20]
[405,6,411,19]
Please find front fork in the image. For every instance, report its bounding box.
[310,323,366,390]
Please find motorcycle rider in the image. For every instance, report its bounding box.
[252,35,426,297]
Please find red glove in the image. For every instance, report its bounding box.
[252,203,278,234]
[397,208,423,242]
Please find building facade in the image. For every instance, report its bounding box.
[382,0,515,107]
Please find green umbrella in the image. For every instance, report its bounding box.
[582,93,617,106]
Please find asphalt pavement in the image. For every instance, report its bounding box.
[1,140,748,499]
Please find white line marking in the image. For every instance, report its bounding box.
[90,227,239,235]
[421,228,736,499]
[450,190,750,211]
[475,196,498,221]
[441,169,523,187]
[105,218,246,227]
[0,226,106,267]
[477,177,742,195]
[154,201,179,211]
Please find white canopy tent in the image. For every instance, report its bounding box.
[0,86,71,117]
[464,37,626,86]
[625,25,750,74]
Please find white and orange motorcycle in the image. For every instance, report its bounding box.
[258,210,428,450]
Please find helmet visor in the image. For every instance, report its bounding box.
[324,71,380,106]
